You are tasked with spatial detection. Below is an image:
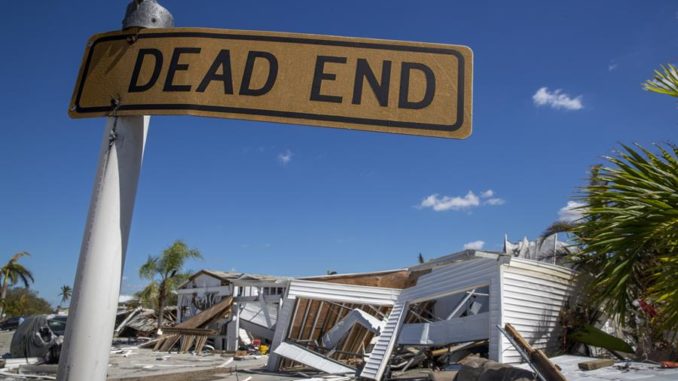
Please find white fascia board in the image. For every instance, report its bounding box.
[175,285,232,295]
[287,280,401,306]
[230,279,291,288]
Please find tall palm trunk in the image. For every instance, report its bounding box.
[0,274,8,317]
[157,279,166,333]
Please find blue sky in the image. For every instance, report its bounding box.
[0,1,676,306]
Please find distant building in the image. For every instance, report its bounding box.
[175,270,291,350]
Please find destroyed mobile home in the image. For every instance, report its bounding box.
[265,249,576,380]
[102,245,580,379]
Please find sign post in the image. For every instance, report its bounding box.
[56,2,173,381]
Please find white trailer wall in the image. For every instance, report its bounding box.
[498,259,575,363]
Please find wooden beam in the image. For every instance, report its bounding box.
[578,359,615,371]
[161,327,218,336]
[504,323,567,381]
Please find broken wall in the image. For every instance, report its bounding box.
[267,280,401,372]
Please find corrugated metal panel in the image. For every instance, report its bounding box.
[287,280,401,306]
[398,313,490,345]
[273,342,356,374]
[401,258,499,302]
[360,302,406,380]
[501,260,575,363]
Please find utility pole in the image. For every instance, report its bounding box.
[57,2,173,381]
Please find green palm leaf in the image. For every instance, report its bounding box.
[569,144,678,330]
[643,64,678,97]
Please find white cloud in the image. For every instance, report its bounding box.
[608,63,618,71]
[277,150,293,165]
[119,294,136,303]
[480,189,505,205]
[420,191,480,212]
[419,190,505,212]
[558,201,586,222]
[463,240,485,250]
[484,198,505,206]
[532,87,583,110]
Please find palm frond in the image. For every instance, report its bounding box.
[9,252,30,263]
[2,259,34,288]
[541,220,577,239]
[139,256,159,280]
[134,281,159,309]
[643,64,678,98]
[570,143,678,329]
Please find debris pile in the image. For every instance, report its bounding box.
[1,248,676,380]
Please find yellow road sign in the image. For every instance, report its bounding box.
[70,28,473,138]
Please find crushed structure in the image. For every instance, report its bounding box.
[258,250,575,380]
[503,233,571,266]
[175,270,292,351]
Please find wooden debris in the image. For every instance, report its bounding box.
[153,297,233,353]
[174,296,233,329]
[578,358,615,371]
[504,323,567,381]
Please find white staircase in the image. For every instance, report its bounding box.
[360,302,407,380]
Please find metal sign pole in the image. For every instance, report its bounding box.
[57,2,173,381]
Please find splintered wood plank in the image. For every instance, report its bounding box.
[181,336,197,353]
[160,335,181,352]
[505,323,567,381]
[195,336,208,353]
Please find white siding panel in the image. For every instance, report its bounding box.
[287,280,401,306]
[401,258,499,302]
[360,302,407,380]
[501,260,575,363]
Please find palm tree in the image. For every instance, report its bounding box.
[558,144,677,331]
[139,240,202,331]
[0,252,34,317]
[59,285,72,306]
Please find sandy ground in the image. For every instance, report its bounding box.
[0,336,322,381]
[0,347,307,381]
